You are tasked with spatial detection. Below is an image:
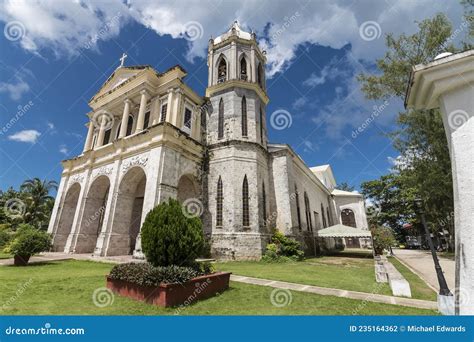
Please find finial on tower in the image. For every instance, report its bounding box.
[119,53,128,68]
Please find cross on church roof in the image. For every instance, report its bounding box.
[119,53,127,67]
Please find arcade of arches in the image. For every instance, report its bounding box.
[52,167,202,257]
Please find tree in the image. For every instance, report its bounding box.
[371,226,397,256]
[337,182,355,192]
[141,199,205,267]
[20,178,58,230]
[4,224,52,266]
[358,14,459,250]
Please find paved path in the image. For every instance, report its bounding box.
[393,248,455,292]
[0,252,137,266]
[231,275,437,310]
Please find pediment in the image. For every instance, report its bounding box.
[90,66,148,102]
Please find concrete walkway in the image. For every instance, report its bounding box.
[230,274,437,310]
[0,252,137,266]
[393,248,455,292]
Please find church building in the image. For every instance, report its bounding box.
[47,22,368,260]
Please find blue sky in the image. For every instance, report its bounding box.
[0,0,465,192]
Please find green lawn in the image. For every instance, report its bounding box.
[215,251,393,296]
[0,260,436,315]
[0,253,12,259]
[389,257,437,301]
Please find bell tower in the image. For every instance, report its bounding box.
[205,21,271,260]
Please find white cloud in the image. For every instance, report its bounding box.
[8,129,41,143]
[0,0,464,75]
[0,78,29,100]
[303,57,351,87]
[59,144,68,155]
[47,122,55,130]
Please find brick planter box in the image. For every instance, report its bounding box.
[106,272,231,307]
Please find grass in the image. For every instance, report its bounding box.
[0,260,436,315]
[0,253,12,259]
[389,257,437,301]
[439,251,455,260]
[215,250,393,296]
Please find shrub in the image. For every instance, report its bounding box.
[0,224,13,249]
[141,198,205,267]
[262,230,304,262]
[371,226,396,255]
[108,262,209,286]
[4,224,51,259]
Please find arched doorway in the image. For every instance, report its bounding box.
[341,208,356,228]
[108,167,146,256]
[53,183,81,252]
[75,175,110,253]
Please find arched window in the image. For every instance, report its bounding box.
[259,107,264,144]
[217,57,227,83]
[262,182,267,226]
[126,115,133,136]
[257,63,264,88]
[103,128,111,145]
[241,96,247,137]
[321,203,327,228]
[216,176,223,227]
[242,175,249,227]
[218,98,224,139]
[304,192,312,231]
[341,209,357,228]
[295,185,302,231]
[240,57,247,80]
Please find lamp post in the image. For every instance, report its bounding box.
[414,198,453,314]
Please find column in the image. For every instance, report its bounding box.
[135,90,149,133]
[151,97,160,125]
[172,89,182,127]
[405,51,473,315]
[230,41,237,79]
[96,115,106,147]
[166,89,173,123]
[250,45,256,83]
[208,48,214,86]
[119,99,131,138]
[83,122,94,152]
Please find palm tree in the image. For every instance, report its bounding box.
[20,178,58,229]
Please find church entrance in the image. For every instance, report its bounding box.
[75,176,110,253]
[107,166,146,256]
[53,182,81,252]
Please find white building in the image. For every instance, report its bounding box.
[48,22,368,260]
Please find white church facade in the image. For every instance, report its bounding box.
[48,22,368,260]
